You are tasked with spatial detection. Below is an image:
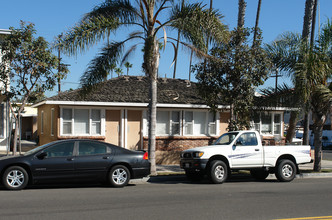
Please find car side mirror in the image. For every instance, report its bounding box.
[37,152,47,160]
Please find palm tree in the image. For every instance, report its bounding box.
[124,61,133,75]
[115,67,123,76]
[59,0,227,175]
[265,19,332,171]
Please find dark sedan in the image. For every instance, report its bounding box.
[0,139,150,190]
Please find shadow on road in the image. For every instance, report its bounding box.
[147,173,278,185]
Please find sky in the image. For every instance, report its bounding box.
[1,0,332,97]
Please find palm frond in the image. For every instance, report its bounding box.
[60,15,120,56]
[84,0,137,24]
[80,41,125,88]
[264,32,302,74]
[59,0,138,56]
[168,2,228,52]
[318,18,332,53]
[257,83,298,108]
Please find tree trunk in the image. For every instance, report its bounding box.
[286,111,299,143]
[253,0,262,46]
[303,111,310,145]
[312,111,325,171]
[145,39,159,176]
[237,0,246,29]
[302,0,315,42]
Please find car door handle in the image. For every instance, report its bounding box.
[67,158,75,161]
[103,156,110,159]
[255,149,260,151]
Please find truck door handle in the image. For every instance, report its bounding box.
[67,157,75,161]
[255,149,260,151]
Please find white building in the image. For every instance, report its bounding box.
[0,29,11,151]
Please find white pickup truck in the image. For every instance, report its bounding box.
[180,130,312,183]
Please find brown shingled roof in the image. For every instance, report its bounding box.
[46,76,207,105]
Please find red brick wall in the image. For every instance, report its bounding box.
[143,136,218,151]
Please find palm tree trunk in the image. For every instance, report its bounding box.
[302,0,315,42]
[286,111,299,143]
[312,111,325,171]
[237,0,246,29]
[147,41,159,176]
[253,0,262,46]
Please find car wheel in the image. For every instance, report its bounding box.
[250,169,269,181]
[109,165,130,187]
[2,166,29,190]
[275,159,296,182]
[209,160,228,184]
[185,170,204,182]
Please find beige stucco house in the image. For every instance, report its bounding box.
[33,76,286,164]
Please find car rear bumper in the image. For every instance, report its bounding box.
[132,166,151,179]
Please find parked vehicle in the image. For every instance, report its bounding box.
[180,130,312,183]
[0,139,150,190]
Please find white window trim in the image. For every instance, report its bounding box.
[51,108,55,136]
[253,112,283,136]
[60,107,105,136]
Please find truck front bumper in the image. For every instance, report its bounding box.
[180,159,209,171]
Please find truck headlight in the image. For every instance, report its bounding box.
[193,152,204,158]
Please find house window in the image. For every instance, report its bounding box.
[91,109,101,135]
[51,108,55,136]
[41,111,44,134]
[61,108,103,136]
[62,108,72,135]
[171,111,180,135]
[184,111,193,135]
[253,112,282,136]
[184,111,217,136]
[156,111,180,135]
[208,112,217,135]
[0,104,4,138]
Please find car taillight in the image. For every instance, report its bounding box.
[143,152,148,160]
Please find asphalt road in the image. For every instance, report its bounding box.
[0,177,331,220]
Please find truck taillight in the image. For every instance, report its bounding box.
[143,152,148,160]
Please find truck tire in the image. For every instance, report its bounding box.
[209,160,228,184]
[185,170,204,182]
[250,169,269,181]
[275,159,296,182]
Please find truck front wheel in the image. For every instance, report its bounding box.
[275,159,296,182]
[209,160,228,184]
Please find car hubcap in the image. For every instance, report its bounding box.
[112,168,127,185]
[282,164,293,178]
[214,165,225,180]
[7,170,24,188]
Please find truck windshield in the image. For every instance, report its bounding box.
[214,132,239,145]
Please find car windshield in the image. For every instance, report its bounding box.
[214,132,239,145]
[23,142,55,156]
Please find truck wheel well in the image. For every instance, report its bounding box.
[207,155,230,171]
[277,154,296,165]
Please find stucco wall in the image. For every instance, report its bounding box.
[38,104,59,145]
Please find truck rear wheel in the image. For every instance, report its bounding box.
[275,159,296,182]
[209,160,228,184]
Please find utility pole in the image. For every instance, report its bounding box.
[270,68,282,94]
